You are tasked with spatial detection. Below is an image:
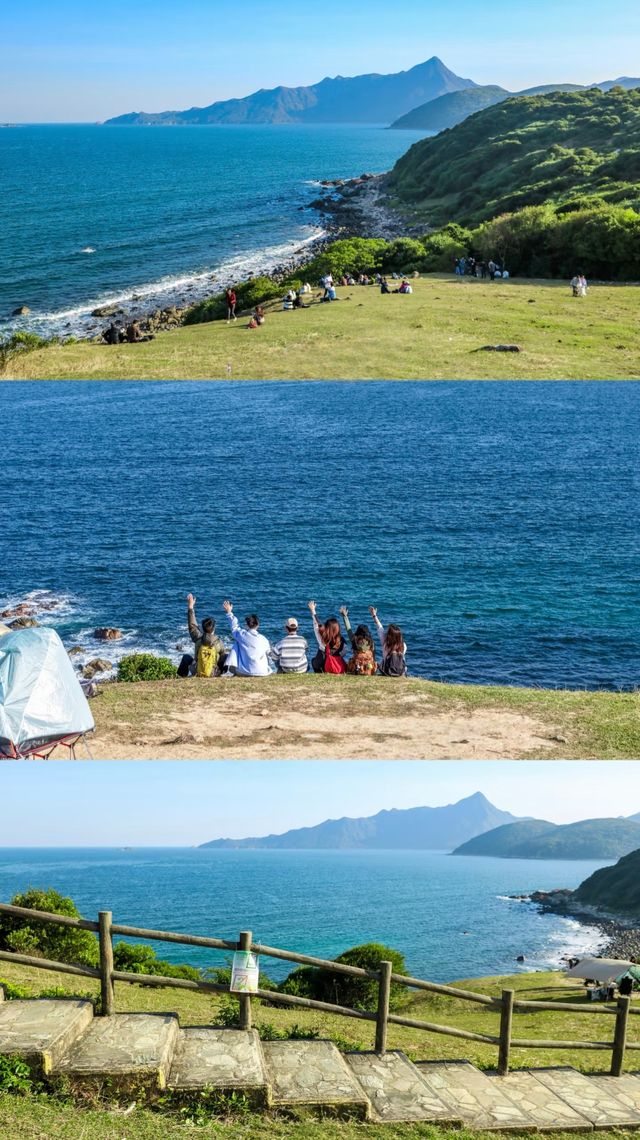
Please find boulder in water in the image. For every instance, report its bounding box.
[91,305,119,318]
[68,646,84,656]
[82,658,113,679]
[12,305,30,316]
[2,603,34,618]
[93,627,123,641]
[9,617,39,629]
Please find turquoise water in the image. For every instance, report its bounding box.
[0,124,426,337]
[2,380,639,688]
[0,848,608,982]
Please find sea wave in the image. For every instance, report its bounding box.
[5,226,327,340]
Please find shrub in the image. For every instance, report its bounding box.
[117,653,176,682]
[112,941,200,981]
[0,888,98,967]
[293,238,388,282]
[379,237,427,273]
[0,1053,39,1095]
[0,332,52,373]
[279,942,408,1012]
[184,276,283,324]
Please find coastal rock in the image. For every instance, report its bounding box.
[82,658,113,679]
[9,617,39,629]
[1,604,34,618]
[93,627,123,641]
[91,305,119,318]
[68,646,84,656]
[11,305,30,316]
[530,888,575,911]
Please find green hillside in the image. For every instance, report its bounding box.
[452,819,557,856]
[390,85,508,131]
[453,818,640,860]
[387,87,640,226]
[575,847,640,915]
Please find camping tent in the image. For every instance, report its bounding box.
[566,957,636,984]
[0,627,94,758]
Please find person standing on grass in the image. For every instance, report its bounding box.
[339,606,377,675]
[308,600,346,673]
[369,606,408,677]
[270,617,309,673]
[221,600,272,676]
[226,288,237,322]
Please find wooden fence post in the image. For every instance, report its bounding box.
[375,961,392,1055]
[611,995,630,1076]
[98,911,115,1017]
[238,931,253,1031]
[497,989,514,1075]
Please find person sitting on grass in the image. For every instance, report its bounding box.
[380,278,391,294]
[339,606,377,675]
[221,600,272,676]
[308,600,346,673]
[270,617,309,673]
[178,593,227,678]
[369,606,408,677]
[248,305,265,328]
[397,279,413,294]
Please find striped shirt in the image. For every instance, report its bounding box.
[270,633,309,673]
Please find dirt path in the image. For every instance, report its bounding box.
[84,682,561,760]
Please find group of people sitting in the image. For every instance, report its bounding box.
[103,319,154,345]
[178,597,407,680]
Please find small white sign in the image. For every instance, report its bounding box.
[230,950,259,993]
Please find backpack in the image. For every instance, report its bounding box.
[381,651,406,678]
[347,647,377,676]
[324,644,346,674]
[196,642,218,677]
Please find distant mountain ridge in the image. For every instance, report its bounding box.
[105,57,476,126]
[453,817,640,860]
[200,792,521,850]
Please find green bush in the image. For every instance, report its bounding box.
[0,332,52,372]
[294,238,388,282]
[184,275,284,324]
[279,942,408,1012]
[117,653,176,682]
[0,888,98,967]
[112,941,200,981]
[379,237,427,273]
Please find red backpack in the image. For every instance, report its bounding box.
[324,645,346,674]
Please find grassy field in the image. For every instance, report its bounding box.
[6,276,640,380]
[87,673,640,759]
[1,962,639,1137]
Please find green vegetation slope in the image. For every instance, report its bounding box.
[387,87,640,225]
[575,847,640,914]
[453,818,640,860]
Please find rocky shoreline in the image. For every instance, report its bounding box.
[515,889,640,961]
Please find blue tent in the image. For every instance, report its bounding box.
[0,627,94,758]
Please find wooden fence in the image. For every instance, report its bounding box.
[0,901,638,1076]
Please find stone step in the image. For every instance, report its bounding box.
[55,1012,180,1095]
[262,1039,370,1120]
[0,999,94,1076]
[487,1069,595,1131]
[417,1060,538,1131]
[590,1074,640,1116]
[526,1067,640,1130]
[346,1050,462,1124]
[168,1027,270,1107]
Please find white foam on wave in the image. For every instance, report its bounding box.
[8,225,327,339]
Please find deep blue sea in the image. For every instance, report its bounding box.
[0,124,427,337]
[2,380,639,689]
[0,848,609,982]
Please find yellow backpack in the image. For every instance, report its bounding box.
[196,642,218,677]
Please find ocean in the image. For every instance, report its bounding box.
[0,123,427,338]
[2,380,639,689]
[0,847,608,983]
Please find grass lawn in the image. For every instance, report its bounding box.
[1,964,639,1137]
[88,673,640,759]
[6,276,640,380]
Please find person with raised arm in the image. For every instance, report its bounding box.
[177,594,226,677]
[221,600,272,677]
[307,600,346,674]
[338,606,377,675]
[369,606,408,677]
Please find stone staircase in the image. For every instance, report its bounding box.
[3,999,640,1128]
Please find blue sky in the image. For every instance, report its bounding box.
[2,0,639,121]
[0,762,638,845]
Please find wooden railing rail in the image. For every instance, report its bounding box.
[0,902,637,1075]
